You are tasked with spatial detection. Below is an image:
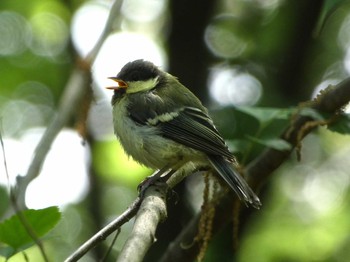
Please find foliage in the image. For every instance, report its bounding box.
[0,0,350,261]
[0,207,61,259]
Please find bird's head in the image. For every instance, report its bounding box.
[107,60,164,95]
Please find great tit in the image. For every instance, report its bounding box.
[107,59,261,209]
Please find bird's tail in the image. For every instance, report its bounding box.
[207,155,261,209]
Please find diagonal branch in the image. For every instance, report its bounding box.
[248,77,350,189]
[65,166,191,261]
[16,68,90,209]
[117,183,169,262]
[64,196,141,262]
[16,0,124,210]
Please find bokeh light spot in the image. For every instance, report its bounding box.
[205,15,249,59]
[121,0,167,22]
[93,32,166,96]
[29,12,69,57]
[208,67,262,106]
[71,1,109,58]
[0,11,31,56]
[25,129,89,208]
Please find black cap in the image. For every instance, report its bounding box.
[116,59,161,82]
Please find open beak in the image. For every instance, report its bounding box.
[106,77,128,90]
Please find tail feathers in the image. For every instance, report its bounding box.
[208,155,261,209]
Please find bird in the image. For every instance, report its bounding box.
[106,59,261,208]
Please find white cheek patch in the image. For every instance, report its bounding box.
[147,111,180,125]
[126,76,159,94]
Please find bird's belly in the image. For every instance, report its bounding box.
[113,105,203,169]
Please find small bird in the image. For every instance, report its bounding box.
[107,59,261,208]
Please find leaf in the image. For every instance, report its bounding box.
[315,0,345,36]
[0,246,15,258]
[211,107,293,159]
[246,135,292,151]
[211,107,260,140]
[298,107,325,121]
[0,186,9,218]
[0,206,61,251]
[328,114,350,134]
[235,106,294,125]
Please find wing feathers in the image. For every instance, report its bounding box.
[208,155,261,208]
[159,108,234,160]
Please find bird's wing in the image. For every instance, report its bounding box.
[127,87,234,160]
[152,107,234,161]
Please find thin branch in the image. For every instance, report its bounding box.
[65,165,193,261]
[117,183,169,262]
[86,0,123,63]
[16,68,90,209]
[159,77,350,262]
[101,228,121,261]
[64,196,141,262]
[16,0,124,209]
[248,77,350,189]
[0,131,49,261]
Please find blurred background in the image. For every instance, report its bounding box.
[0,0,350,261]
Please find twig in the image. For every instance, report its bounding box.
[16,0,124,210]
[248,77,350,189]
[65,165,191,261]
[64,196,141,262]
[86,0,123,63]
[16,68,90,209]
[100,228,121,261]
[0,131,49,261]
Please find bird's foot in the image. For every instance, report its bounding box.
[137,167,175,198]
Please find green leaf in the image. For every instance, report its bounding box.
[246,135,292,151]
[298,108,325,121]
[0,246,15,258]
[0,186,9,218]
[211,107,260,140]
[211,106,293,160]
[0,206,61,251]
[315,0,345,36]
[235,106,294,125]
[328,114,350,134]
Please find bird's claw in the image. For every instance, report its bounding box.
[137,168,175,198]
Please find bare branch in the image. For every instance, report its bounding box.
[117,183,169,262]
[16,68,90,209]
[64,196,141,262]
[65,165,191,261]
[0,132,49,261]
[16,0,124,209]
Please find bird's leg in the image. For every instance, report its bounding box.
[137,165,174,197]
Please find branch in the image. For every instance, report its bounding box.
[117,183,169,262]
[159,77,350,262]
[16,68,90,209]
[64,196,141,262]
[248,77,350,188]
[1,132,49,261]
[16,0,124,209]
[65,163,191,262]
